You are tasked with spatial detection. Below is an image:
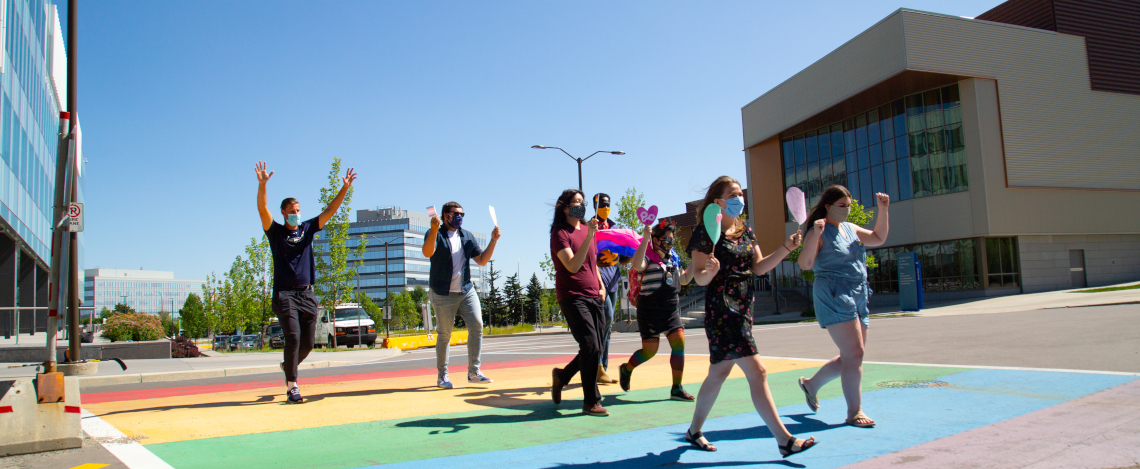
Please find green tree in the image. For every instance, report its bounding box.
[244,236,274,333]
[614,187,647,229]
[157,311,177,337]
[786,198,878,282]
[179,293,208,339]
[391,291,419,331]
[201,272,223,336]
[537,255,560,323]
[503,273,524,325]
[114,303,136,315]
[524,273,542,323]
[483,262,504,326]
[99,306,115,320]
[314,158,365,309]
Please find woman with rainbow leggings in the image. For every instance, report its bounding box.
[618,218,696,401]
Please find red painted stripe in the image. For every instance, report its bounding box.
[0,406,13,413]
[82,354,577,404]
[65,406,80,413]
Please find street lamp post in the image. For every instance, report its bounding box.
[531,146,624,192]
[361,233,410,338]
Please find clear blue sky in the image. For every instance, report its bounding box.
[63,0,1002,286]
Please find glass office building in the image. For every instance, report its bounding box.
[323,207,488,302]
[83,269,204,315]
[0,1,83,336]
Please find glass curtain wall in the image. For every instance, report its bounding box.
[781,84,966,221]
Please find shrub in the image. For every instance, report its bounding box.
[101,312,163,342]
[171,336,202,358]
[800,308,816,318]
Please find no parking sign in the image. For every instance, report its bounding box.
[68,203,84,232]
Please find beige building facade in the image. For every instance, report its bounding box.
[742,4,1140,300]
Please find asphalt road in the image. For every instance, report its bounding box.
[5,303,1137,469]
[82,303,1140,398]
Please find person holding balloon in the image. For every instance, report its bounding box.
[617,217,696,401]
[592,193,621,386]
[683,176,816,458]
[794,186,889,429]
[549,189,611,416]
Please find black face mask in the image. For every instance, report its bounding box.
[568,205,586,219]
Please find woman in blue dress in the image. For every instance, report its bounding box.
[796,185,889,428]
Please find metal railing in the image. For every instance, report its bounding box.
[0,306,96,344]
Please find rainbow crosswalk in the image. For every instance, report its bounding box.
[80,355,1138,468]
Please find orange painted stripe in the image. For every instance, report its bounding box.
[83,355,576,404]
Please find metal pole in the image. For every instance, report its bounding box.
[577,159,583,192]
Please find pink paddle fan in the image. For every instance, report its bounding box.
[786,187,808,227]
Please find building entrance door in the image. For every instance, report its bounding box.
[1070,249,1087,288]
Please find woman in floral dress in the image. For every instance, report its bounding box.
[683,176,817,459]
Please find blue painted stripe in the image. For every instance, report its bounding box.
[371,370,1134,469]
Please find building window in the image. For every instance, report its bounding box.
[986,237,1020,288]
[867,237,982,294]
[781,85,966,220]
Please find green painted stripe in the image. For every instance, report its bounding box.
[148,364,968,469]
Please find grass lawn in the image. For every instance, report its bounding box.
[1070,283,1140,293]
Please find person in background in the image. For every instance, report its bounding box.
[593,193,620,385]
[618,218,696,401]
[423,201,501,389]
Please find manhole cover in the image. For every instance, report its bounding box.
[876,380,948,389]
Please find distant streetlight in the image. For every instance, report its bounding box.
[531,145,624,192]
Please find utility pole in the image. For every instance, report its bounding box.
[44,0,79,376]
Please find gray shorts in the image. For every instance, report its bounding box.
[812,277,870,329]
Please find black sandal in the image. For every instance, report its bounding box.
[778,436,816,458]
[685,429,717,452]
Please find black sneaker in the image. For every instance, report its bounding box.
[286,387,304,404]
[619,364,632,392]
[670,385,695,401]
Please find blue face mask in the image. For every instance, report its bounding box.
[286,213,301,227]
[449,213,464,229]
[723,196,745,219]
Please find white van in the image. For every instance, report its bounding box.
[314,303,377,348]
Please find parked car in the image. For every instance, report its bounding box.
[242,334,261,350]
[212,335,230,351]
[227,335,244,351]
[268,324,284,349]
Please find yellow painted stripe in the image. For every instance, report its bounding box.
[85,357,819,445]
[68,464,110,469]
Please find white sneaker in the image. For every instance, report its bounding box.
[468,371,493,384]
[438,373,454,389]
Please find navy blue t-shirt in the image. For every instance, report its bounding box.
[265,217,322,291]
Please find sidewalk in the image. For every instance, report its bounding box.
[1,347,405,388]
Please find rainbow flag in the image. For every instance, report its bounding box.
[595,228,641,258]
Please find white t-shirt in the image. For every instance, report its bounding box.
[448,229,464,292]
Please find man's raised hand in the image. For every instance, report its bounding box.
[342,168,358,187]
[256,161,274,184]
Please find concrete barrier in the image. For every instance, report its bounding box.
[383,330,468,351]
[0,376,81,456]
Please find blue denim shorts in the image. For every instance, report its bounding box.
[812,277,870,329]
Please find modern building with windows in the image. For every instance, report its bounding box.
[0,1,84,336]
[83,269,204,315]
[329,206,488,302]
[742,0,1139,302]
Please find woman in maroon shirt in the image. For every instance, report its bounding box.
[549,189,610,416]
